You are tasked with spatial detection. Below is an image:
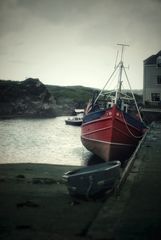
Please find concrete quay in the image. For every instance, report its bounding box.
[88,121,161,240]
[0,122,161,240]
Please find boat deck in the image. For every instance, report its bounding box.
[0,122,161,239]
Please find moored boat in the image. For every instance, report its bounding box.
[65,116,83,126]
[62,160,121,198]
[81,44,147,162]
[65,109,84,126]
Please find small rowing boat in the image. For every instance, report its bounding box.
[62,160,121,198]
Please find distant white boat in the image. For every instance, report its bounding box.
[65,109,84,126]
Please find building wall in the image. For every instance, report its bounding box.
[143,63,161,105]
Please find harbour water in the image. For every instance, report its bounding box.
[0,116,93,166]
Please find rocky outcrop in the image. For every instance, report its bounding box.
[0,78,56,118]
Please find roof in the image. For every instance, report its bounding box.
[144,50,161,65]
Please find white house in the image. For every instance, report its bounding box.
[143,51,161,106]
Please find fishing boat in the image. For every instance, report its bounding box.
[81,44,147,162]
[65,109,84,126]
[62,160,121,198]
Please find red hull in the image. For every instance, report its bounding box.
[81,105,144,161]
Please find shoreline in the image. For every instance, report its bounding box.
[0,114,56,120]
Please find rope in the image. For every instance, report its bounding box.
[122,113,144,139]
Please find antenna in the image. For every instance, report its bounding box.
[117,43,129,62]
[114,43,129,104]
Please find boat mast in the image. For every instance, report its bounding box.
[115,44,143,122]
[115,43,129,104]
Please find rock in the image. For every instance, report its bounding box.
[0,78,56,118]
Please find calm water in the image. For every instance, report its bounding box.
[0,117,92,166]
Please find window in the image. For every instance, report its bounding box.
[151,93,160,102]
[157,76,161,84]
[157,56,161,67]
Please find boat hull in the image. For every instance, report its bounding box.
[81,105,145,162]
[81,137,135,162]
[65,120,82,126]
[62,161,121,198]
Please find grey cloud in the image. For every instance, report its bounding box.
[17,0,94,24]
[78,0,161,47]
[0,0,30,37]
[1,0,161,33]
[0,0,160,56]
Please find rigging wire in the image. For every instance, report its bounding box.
[123,66,143,122]
[94,62,120,104]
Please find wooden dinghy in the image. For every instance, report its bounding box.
[62,160,121,198]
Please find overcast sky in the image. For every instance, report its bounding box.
[0,0,161,89]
